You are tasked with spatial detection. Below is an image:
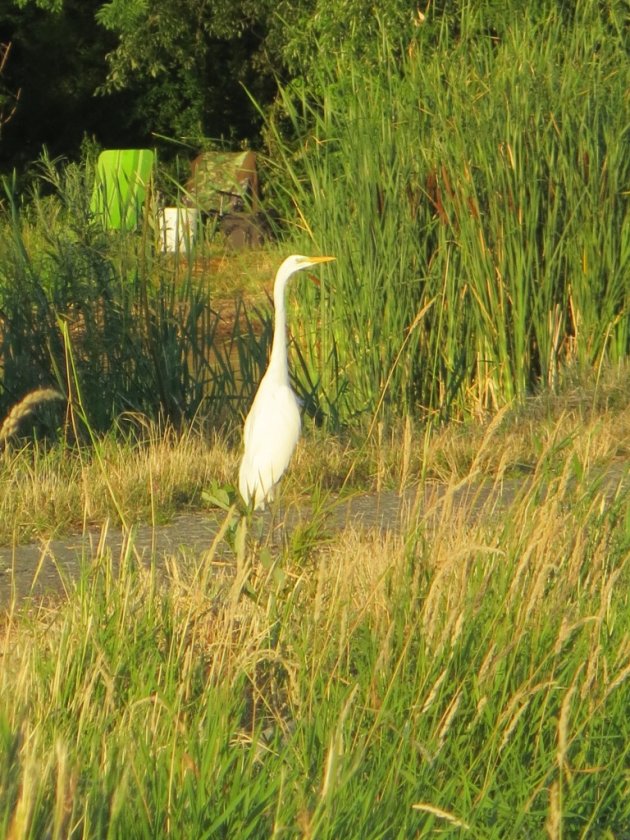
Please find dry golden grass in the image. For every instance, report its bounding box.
[290,361,630,493]
[0,423,237,543]
[0,363,626,549]
[194,243,281,302]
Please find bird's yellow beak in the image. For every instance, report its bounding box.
[307,255,336,264]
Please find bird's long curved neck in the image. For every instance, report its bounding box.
[268,276,290,384]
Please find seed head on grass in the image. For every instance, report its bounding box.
[0,388,65,447]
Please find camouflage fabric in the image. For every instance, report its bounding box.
[186,150,258,214]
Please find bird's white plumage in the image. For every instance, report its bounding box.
[239,379,301,507]
[238,254,335,509]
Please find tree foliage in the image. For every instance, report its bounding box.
[0,0,141,169]
[1,0,425,168]
[2,0,626,171]
[93,0,277,145]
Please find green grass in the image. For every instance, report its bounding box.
[0,410,628,837]
[0,367,627,837]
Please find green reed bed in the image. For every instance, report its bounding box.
[0,155,231,430]
[266,1,629,425]
[0,429,628,838]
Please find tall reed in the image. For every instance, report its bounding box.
[265,1,629,425]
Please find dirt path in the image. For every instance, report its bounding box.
[1,467,627,607]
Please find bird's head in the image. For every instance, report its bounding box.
[276,254,336,291]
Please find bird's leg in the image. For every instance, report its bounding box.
[228,513,251,606]
[267,490,295,558]
[250,508,267,544]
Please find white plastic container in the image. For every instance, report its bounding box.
[159,207,198,254]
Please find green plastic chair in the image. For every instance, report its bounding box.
[90,149,155,230]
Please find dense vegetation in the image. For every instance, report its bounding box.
[278,4,629,423]
[0,0,627,429]
[3,0,627,167]
[3,0,417,168]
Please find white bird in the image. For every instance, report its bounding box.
[238,253,335,510]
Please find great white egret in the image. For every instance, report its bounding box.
[238,253,335,509]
